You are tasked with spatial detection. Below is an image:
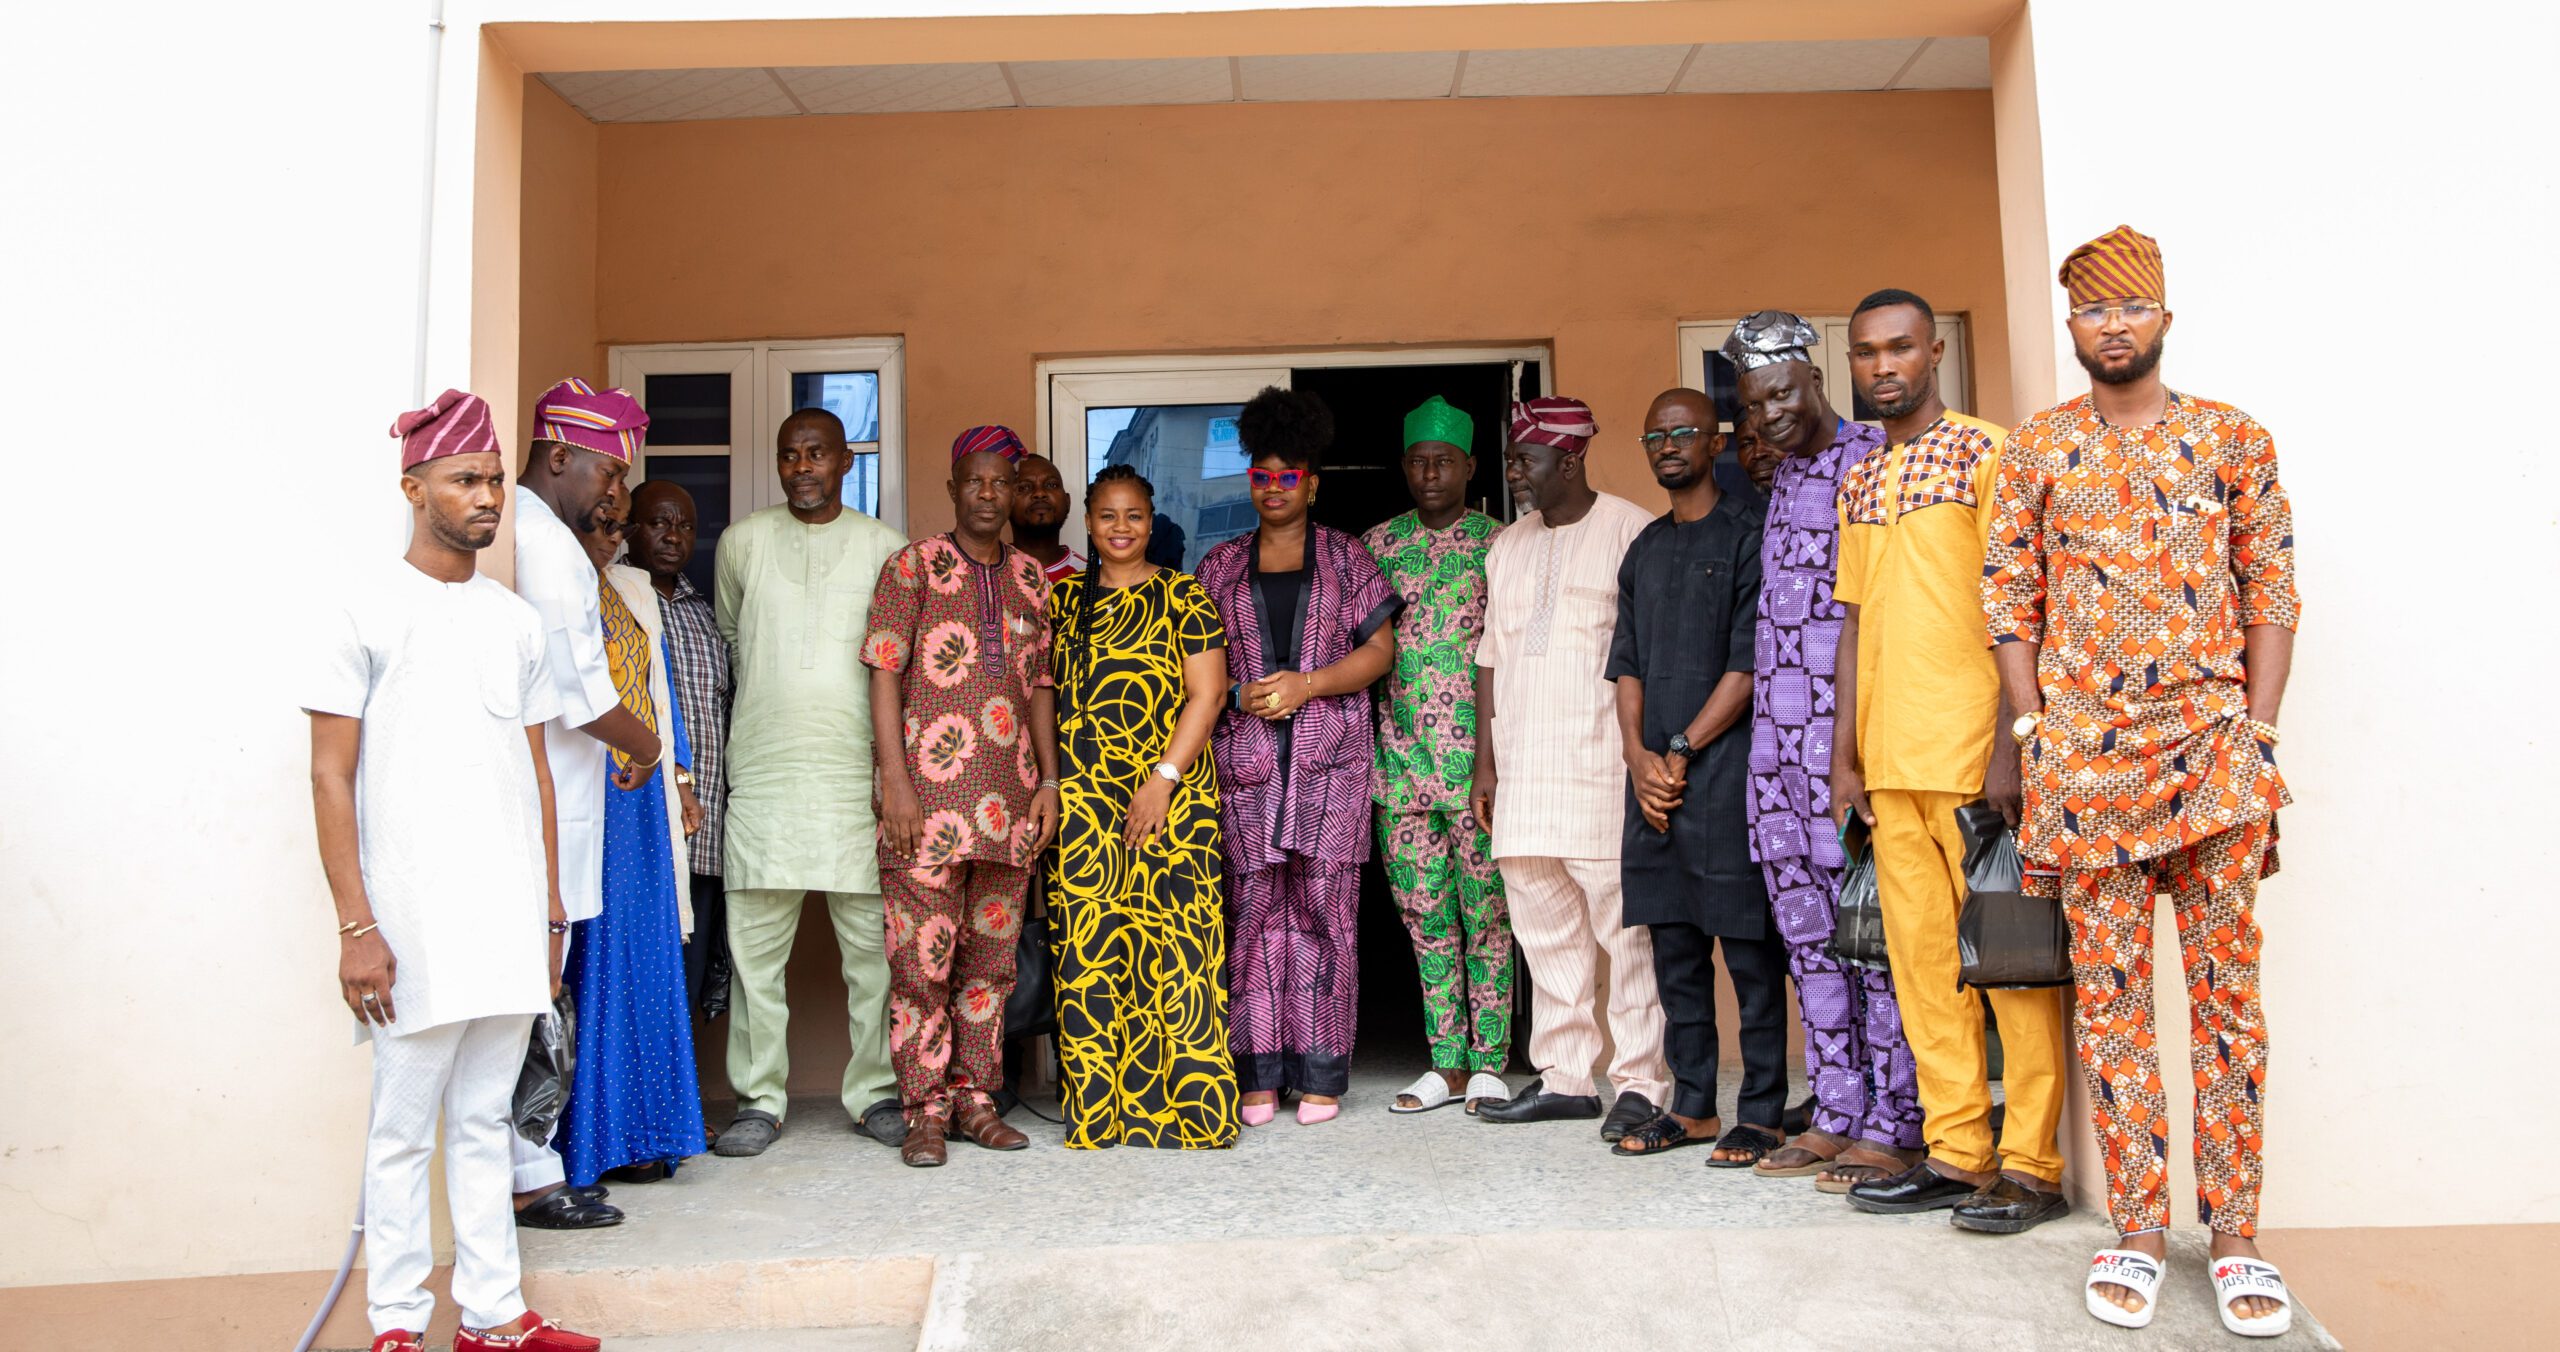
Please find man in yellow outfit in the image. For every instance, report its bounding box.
[1830,288,2071,1233]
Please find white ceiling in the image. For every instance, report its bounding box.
[540,37,1991,124]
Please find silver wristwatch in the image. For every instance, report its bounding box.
[1153,761,1182,783]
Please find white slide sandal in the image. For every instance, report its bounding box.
[1463,1072,1509,1114]
[1388,1072,1457,1114]
[2085,1249,2164,1330]
[2210,1257,2294,1338]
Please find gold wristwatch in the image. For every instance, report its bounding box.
[2010,712,2042,748]
[674,768,695,788]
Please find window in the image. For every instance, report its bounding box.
[610,338,907,530]
[1677,315,1973,429]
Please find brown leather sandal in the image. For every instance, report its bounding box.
[1816,1141,1923,1194]
[953,1097,1029,1151]
[900,1111,949,1168]
[1753,1129,1852,1178]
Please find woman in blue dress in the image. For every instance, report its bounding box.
[559,488,708,1187]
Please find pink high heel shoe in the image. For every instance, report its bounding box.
[1241,1097,1277,1126]
[1296,1099,1340,1126]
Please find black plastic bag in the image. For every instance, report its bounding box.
[512,991,576,1147]
[1828,812,1889,969]
[1954,801,2072,988]
[1003,906,1056,1040]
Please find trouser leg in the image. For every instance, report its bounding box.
[823,888,896,1117]
[1871,789,2002,1174]
[1724,928,1792,1130]
[685,872,730,1019]
[1647,921,1719,1120]
[1450,806,1515,1072]
[445,1014,535,1331]
[2168,823,2271,1237]
[1855,959,1927,1150]
[1498,856,1601,1098]
[1292,858,1361,1096]
[723,886,809,1120]
[1785,935,1868,1140]
[1576,856,1669,1105]
[1382,811,1466,1069]
[365,1020,465,1335]
[1226,863,1285,1092]
[884,865,968,1116]
[2065,855,2174,1232]
[945,861,1030,1109]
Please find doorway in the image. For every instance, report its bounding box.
[1041,347,1548,1072]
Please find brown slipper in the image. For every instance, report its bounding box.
[1754,1129,1852,1178]
[1816,1142,1921,1194]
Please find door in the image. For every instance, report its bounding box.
[1046,366,1287,573]
[762,340,906,526]
[609,345,755,593]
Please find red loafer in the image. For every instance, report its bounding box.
[371,1334,424,1352]
[454,1311,602,1351]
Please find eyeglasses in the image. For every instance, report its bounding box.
[1638,427,1706,452]
[1247,467,1306,490]
[2066,299,2164,327]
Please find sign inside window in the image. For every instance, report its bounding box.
[1200,416,1247,479]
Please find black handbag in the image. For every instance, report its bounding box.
[511,990,576,1146]
[1828,812,1890,969]
[1003,892,1058,1040]
[1954,800,2072,988]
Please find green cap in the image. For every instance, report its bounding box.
[1402,395,1473,454]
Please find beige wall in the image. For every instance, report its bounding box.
[589,89,2012,539]
[520,78,604,454]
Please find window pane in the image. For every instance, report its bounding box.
[642,372,733,446]
[1088,403,1248,573]
[638,454,729,595]
[789,371,881,443]
[1700,350,1743,429]
[845,447,881,519]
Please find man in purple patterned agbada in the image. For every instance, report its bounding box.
[1728,312,1925,1185]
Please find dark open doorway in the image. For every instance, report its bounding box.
[1288,359,1541,1075]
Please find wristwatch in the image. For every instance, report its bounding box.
[1153,761,1183,783]
[674,768,694,788]
[2010,712,2043,748]
[1665,733,1695,761]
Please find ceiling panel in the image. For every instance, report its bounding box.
[1240,50,1459,102]
[1892,36,1993,89]
[541,68,799,123]
[1460,43,1695,98]
[1008,58,1234,108]
[1675,38,1922,95]
[776,63,1016,115]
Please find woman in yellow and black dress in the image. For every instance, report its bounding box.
[1047,465,1238,1148]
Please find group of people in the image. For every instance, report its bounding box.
[311,224,2301,1350]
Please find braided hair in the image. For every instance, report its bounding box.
[1087,462,1155,504]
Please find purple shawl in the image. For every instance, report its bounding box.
[1197,523,1399,869]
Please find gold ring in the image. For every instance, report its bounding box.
[1264,693,1281,711]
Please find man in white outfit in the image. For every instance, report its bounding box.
[305,390,604,1352]
[505,377,666,1228]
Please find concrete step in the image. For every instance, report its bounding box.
[614,1329,915,1351]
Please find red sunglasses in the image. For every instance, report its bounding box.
[1247,467,1307,490]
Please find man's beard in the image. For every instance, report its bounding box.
[1870,372,1935,421]
[430,512,495,552]
[1651,461,1702,491]
[2078,333,2167,386]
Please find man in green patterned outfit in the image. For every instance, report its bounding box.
[1363,395,1516,1116]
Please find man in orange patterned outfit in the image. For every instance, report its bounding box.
[867,426,1061,1167]
[1982,226,2301,1338]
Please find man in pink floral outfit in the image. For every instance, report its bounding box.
[865,426,1061,1167]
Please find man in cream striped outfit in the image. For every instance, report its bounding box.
[1473,397,1669,1141]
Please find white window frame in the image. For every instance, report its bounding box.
[609,337,907,528]
[1676,315,1972,428]
[1037,345,1554,528]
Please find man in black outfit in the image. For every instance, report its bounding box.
[1603,388,1790,1164]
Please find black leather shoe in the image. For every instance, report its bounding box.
[1950,1174,2071,1234]
[1476,1079,1604,1124]
[852,1096,909,1147]
[515,1187,624,1230]
[1846,1160,1981,1215]
[602,1161,668,1185]
[1601,1091,1658,1143]
[566,1183,609,1204]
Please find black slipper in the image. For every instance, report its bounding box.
[1610,1113,1709,1157]
[1704,1123,1784,1169]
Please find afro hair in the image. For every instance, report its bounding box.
[1237,386,1334,472]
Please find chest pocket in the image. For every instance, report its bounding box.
[1675,559,1735,677]
[1893,469,1978,519]
[1556,583,1616,653]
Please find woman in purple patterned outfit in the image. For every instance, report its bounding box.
[1196,388,1400,1126]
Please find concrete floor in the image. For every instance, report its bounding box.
[520,1062,2335,1350]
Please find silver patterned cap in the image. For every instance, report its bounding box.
[1721,310,1820,371]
